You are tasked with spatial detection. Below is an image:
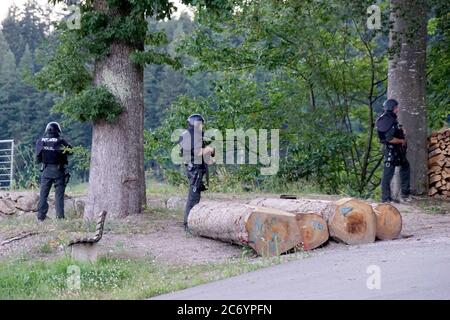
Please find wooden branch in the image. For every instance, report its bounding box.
[1,232,39,246]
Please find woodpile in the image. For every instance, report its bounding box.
[188,197,402,256]
[428,128,450,199]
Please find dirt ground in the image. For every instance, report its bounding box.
[0,194,449,265]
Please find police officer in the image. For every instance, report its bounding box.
[35,122,72,221]
[376,99,411,203]
[179,114,215,232]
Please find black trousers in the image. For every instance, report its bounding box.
[37,165,66,220]
[381,159,410,202]
[184,165,206,228]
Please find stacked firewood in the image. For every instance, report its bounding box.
[428,128,450,199]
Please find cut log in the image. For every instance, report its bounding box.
[187,201,329,256]
[246,207,329,255]
[429,143,440,152]
[429,148,443,158]
[188,202,253,245]
[372,204,402,240]
[248,198,376,245]
[429,187,438,196]
[428,154,445,167]
[429,165,442,173]
[429,174,442,184]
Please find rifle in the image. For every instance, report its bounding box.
[65,171,71,187]
[397,124,407,163]
[202,138,215,189]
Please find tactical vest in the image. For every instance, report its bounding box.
[376,111,400,144]
[179,128,205,166]
[38,137,68,165]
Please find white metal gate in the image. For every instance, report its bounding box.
[0,140,14,190]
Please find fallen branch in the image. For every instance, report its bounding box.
[1,231,39,246]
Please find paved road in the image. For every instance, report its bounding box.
[153,237,450,300]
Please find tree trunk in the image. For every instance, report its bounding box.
[188,202,253,245]
[248,198,377,245]
[372,203,402,240]
[84,0,146,219]
[388,0,428,195]
[188,201,329,256]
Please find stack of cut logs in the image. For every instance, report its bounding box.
[188,197,402,257]
[428,128,450,199]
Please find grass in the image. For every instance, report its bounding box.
[415,198,450,215]
[0,251,309,299]
[146,179,186,195]
[0,205,312,299]
[66,177,323,199]
[65,182,88,195]
[0,179,365,300]
[0,209,315,299]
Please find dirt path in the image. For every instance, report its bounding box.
[0,196,449,266]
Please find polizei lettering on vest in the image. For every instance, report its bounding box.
[41,138,59,142]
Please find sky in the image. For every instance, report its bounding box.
[0,0,192,23]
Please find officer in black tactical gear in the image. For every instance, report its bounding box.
[35,122,72,221]
[179,114,215,232]
[376,99,411,203]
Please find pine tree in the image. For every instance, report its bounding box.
[19,43,34,76]
[0,30,16,82]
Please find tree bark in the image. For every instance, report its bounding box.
[388,0,428,195]
[84,0,146,219]
[188,201,329,256]
[249,198,377,245]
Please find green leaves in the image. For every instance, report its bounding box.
[131,49,182,69]
[37,1,201,124]
[52,86,122,123]
[34,30,92,95]
[147,0,392,196]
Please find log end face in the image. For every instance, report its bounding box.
[329,199,376,245]
[246,209,302,257]
[374,204,402,240]
[297,214,329,250]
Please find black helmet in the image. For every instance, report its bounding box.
[383,99,399,112]
[187,114,205,127]
[45,121,62,134]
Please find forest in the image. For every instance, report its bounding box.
[0,0,448,201]
[0,0,449,301]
